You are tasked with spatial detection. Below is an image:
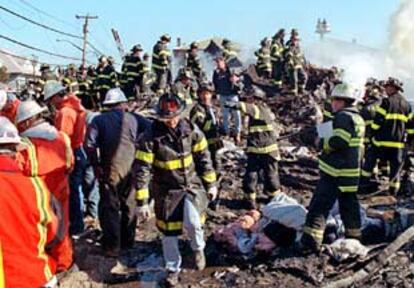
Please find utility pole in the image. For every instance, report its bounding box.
[76,14,98,67]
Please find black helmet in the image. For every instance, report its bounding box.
[198,82,215,93]
[190,42,199,50]
[160,34,171,42]
[156,93,186,119]
[384,77,404,92]
[131,44,143,52]
[177,68,193,80]
[40,64,50,71]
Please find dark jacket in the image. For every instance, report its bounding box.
[94,65,118,98]
[120,54,144,86]
[371,92,414,149]
[190,102,221,147]
[152,41,171,72]
[84,109,148,183]
[186,52,203,79]
[319,107,365,193]
[133,119,216,236]
[212,67,240,96]
[238,101,279,159]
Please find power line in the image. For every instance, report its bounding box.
[0,4,82,39]
[0,33,82,61]
[17,0,78,30]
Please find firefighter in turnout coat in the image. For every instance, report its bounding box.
[301,83,365,253]
[132,92,217,286]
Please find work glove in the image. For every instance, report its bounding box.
[135,204,151,222]
[207,186,218,201]
[224,101,238,110]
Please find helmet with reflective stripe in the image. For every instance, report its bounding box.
[16,100,48,124]
[43,80,66,101]
[0,116,21,144]
[103,88,128,105]
[156,92,186,119]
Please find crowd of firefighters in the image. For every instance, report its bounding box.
[0,28,413,287]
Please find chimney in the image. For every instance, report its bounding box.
[177,37,181,47]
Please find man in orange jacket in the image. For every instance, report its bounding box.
[43,80,94,235]
[0,91,20,123]
[16,100,75,272]
[0,116,64,288]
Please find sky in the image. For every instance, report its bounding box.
[0,0,401,66]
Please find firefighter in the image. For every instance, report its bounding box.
[77,65,96,110]
[225,86,280,209]
[95,56,118,105]
[62,64,79,94]
[360,77,414,195]
[222,38,238,65]
[255,38,272,79]
[121,44,144,101]
[301,83,365,253]
[0,116,64,287]
[152,34,172,94]
[270,29,286,89]
[0,90,20,123]
[284,37,307,95]
[140,53,154,96]
[133,92,217,286]
[190,82,222,167]
[285,28,300,47]
[38,64,58,94]
[359,80,384,147]
[16,100,75,272]
[43,80,96,236]
[84,88,147,257]
[186,41,205,83]
[173,67,198,107]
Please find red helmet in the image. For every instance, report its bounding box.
[156,93,186,119]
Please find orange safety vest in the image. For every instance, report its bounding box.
[20,132,74,272]
[0,156,60,287]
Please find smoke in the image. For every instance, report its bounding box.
[304,0,414,98]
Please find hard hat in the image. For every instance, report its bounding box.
[384,77,404,92]
[43,80,66,101]
[143,53,150,59]
[68,63,76,70]
[156,92,186,119]
[198,82,215,93]
[244,85,266,100]
[0,89,6,110]
[0,116,21,144]
[331,83,359,102]
[190,42,199,50]
[291,29,299,36]
[160,34,171,42]
[103,88,128,105]
[131,44,143,52]
[16,100,48,124]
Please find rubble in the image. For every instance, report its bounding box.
[61,88,414,288]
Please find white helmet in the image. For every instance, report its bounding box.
[0,116,21,144]
[0,89,6,110]
[43,80,66,101]
[331,83,360,102]
[103,88,127,105]
[16,100,48,124]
